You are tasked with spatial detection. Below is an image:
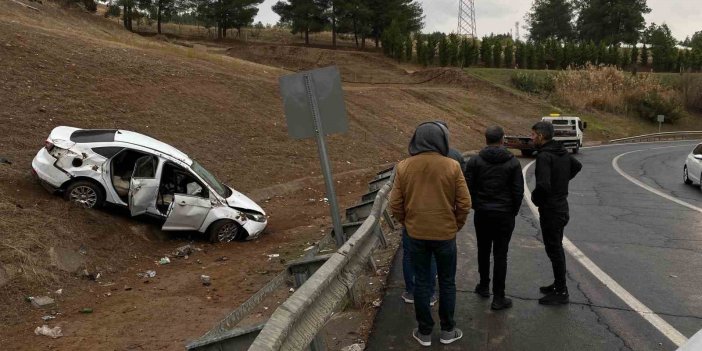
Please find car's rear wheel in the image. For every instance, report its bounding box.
[683,166,693,185]
[64,180,105,208]
[208,220,246,243]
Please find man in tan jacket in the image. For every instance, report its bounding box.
[390,122,472,346]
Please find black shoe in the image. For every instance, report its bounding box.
[539,289,569,305]
[474,283,490,298]
[491,296,513,310]
[539,283,556,294]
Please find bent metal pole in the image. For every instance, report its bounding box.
[303,73,345,248]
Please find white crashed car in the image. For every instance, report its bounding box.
[683,142,702,189]
[31,126,267,242]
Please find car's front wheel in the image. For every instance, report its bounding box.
[64,180,105,208]
[208,220,246,243]
[683,166,693,185]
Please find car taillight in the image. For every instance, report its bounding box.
[44,140,54,151]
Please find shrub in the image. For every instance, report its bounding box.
[680,74,702,112]
[511,72,554,94]
[628,90,683,122]
[551,65,684,122]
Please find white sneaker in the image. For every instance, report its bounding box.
[401,291,414,304]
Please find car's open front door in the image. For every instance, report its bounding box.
[128,155,160,216]
[162,194,211,231]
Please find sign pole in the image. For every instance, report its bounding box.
[303,74,346,248]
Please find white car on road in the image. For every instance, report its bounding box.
[683,142,702,189]
[31,126,267,242]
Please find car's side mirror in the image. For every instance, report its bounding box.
[694,154,702,160]
[583,122,588,130]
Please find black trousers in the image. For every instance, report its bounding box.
[539,209,570,290]
[474,210,516,297]
[408,236,457,335]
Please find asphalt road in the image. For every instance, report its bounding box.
[367,141,702,351]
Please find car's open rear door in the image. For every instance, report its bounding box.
[128,155,159,216]
[162,194,211,231]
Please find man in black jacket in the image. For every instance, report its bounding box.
[531,121,582,305]
[465,126,524,310]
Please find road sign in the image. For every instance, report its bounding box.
[279,66,347,248]
[657,115,665,132]
[279,66,348,140]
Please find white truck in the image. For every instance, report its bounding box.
[504,114,587,156]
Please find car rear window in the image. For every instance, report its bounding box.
[92,147,124,158]
[70,130,117,143]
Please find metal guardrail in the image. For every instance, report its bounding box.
[609,131,702,144]
[186,167,395,350]
[248,175,394,351]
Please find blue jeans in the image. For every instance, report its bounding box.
[408,236,457,334]
[402,229,436,296]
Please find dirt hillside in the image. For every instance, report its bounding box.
[0,2,612,350]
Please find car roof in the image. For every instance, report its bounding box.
[114,130,192,165]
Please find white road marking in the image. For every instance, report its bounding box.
[523,160,688,347]
[612,146,702,214]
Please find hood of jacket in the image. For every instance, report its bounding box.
[478,146,514,164]
[538,140,569,156]
[408,122,449,156]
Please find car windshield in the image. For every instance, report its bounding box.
[191,161,231,198]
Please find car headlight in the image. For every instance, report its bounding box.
[233,208,266,223]
[244,212,266,223]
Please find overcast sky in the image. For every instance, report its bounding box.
[254,0,700,41]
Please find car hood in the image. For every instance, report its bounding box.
[225,187,265,215]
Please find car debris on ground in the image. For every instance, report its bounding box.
[81,269,100,281]
[159,257,170,265]
[30,296,55,309]
[34,325,62,338]
[266,254,279,260]
[41,315,56,321]
[173,244,199,258]
[200,275,211,286]
[137,270,156,278]
[341,343,365,351]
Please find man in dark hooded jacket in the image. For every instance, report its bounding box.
[436,121,467,173]
[531,121,582,305]
[464,126,524,310]
[390,122,471,346]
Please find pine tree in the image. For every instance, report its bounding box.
[405,35,413,62]
[514,41,525,69]
[427,33,439,65]
[438,35,449,66]
[534,43,546,69]
[504,40,514,68]
[492,40,503,68]
[526,41,536,69]
[630,45,639,66]
[641,44,649,66]
[527,0,575,41]
[480,36,492,67]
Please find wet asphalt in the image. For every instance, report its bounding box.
[366,141,702,351]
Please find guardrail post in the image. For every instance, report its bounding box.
[288,256,330,351]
